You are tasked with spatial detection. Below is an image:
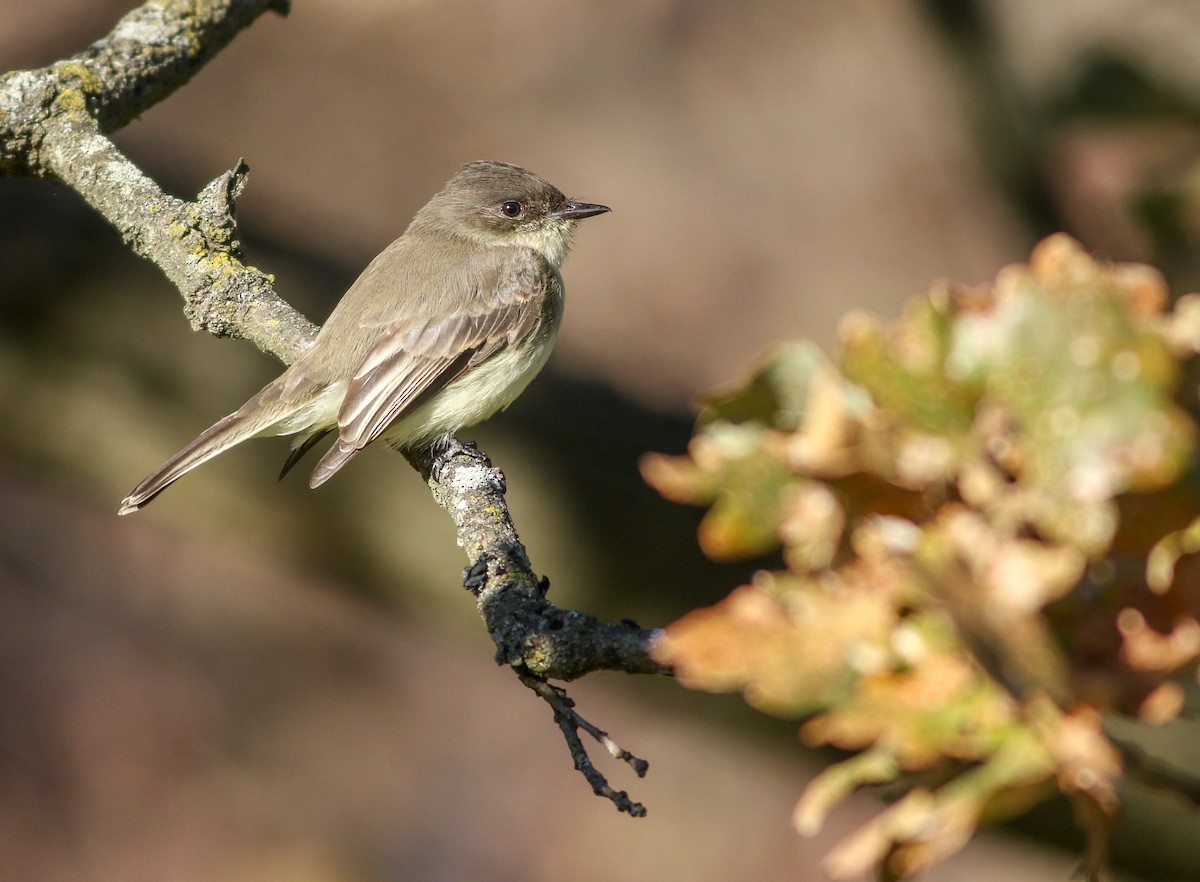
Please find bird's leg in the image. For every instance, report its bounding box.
[430,432,490,482]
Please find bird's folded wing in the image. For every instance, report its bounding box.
[335,257,547,451]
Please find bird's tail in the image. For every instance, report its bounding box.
[118,386,310,515]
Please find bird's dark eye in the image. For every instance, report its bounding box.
[500,201,522,218]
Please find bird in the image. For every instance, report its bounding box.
[118,160,609,514]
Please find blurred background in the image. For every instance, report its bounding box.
[4,1,1200,879]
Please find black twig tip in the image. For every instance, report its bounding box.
[519,673,649,817]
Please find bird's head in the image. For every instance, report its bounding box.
[416,160,609,266]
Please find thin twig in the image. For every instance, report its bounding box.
[519,672,648,817]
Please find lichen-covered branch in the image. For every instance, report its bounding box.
[1,0,667,815]
[406,444,666,681]
[1,0,291,175]
[46,114,316,362]
[1,0,314,363]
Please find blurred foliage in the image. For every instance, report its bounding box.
[643,235,1200,881]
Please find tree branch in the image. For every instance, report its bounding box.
[2,0,291,176]
[2,0,313,362]
[47,114,316,361]
[2,0,669,815]
[519,673,649,817]
[406,444,665,681]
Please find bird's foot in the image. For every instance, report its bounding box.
[430,434,489,482]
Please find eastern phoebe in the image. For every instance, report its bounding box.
[119,160,609,514]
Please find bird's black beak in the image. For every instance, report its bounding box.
[559,201,610,220]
